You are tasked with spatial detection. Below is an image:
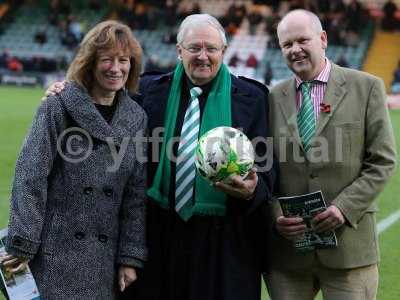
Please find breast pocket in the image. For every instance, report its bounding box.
[330,121,364,173]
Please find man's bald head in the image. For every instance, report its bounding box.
[277,9,323,37]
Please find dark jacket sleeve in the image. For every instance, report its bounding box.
[6,96,64,259]
[117,110,148,267]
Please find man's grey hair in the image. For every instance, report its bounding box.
[177,14,227,46]
[278,9,323,34]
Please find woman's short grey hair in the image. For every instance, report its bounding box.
[177,14,227,46]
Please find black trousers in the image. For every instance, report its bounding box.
[119,202,267,300]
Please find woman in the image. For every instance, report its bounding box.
[3,20,147,299]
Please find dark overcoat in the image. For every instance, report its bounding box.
[120,72,276,300]
[6,82,147,299]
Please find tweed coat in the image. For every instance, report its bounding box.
[6,82,148,299]
[268,63,397,270]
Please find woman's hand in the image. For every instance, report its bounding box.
[118,265,137,292]
[0,254,30,274]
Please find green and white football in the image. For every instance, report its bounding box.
[195,126,255,183]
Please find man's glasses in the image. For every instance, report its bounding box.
[180,44,224,55]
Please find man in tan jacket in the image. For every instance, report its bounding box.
[266,9,397,300]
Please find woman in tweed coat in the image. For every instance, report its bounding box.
[2,21,147,299]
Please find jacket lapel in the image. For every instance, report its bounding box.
[278,78,303,149]
[60,82,134,147]
[315,63,347,137]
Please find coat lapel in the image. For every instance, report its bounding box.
[60,82,136,147]
[278,78,303,149]
[111,91,143,144]
[315,63,347,137]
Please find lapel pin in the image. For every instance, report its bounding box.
[320,103,331,113]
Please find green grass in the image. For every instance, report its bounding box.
[376,110,400,222]
[0,86,43,229]
[1,86,400,299]
[378,221,400,299]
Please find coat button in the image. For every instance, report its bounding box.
[74,232,85,240]
[103,187,113,197]
[98,234,108,243]
[84,187,93,195]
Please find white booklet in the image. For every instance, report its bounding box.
[0,229,41,300]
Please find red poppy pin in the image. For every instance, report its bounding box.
[320,103,331,113]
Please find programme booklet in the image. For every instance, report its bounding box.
[0,228,41,300]
[278,191,338,252]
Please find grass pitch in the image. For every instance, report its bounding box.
[0,86,399,299]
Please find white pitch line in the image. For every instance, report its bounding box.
[377,210,400,235]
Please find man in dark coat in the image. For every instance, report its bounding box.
[121,14,276,300]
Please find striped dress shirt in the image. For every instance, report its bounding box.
[295,59,332,120]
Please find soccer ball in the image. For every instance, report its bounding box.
[195,126,255,183]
